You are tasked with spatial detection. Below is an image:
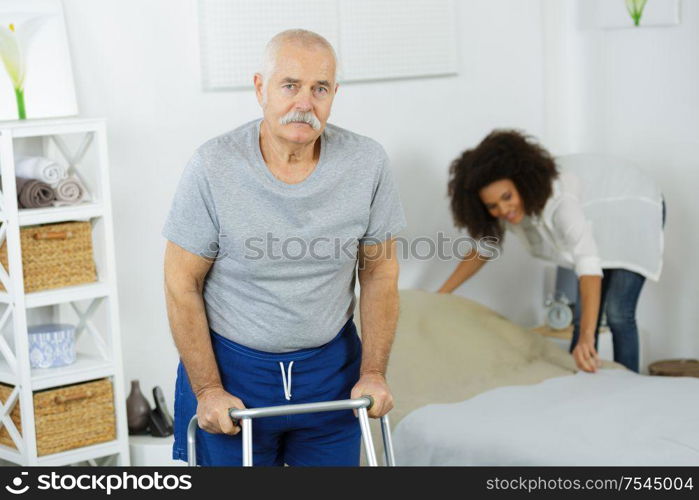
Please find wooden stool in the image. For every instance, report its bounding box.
[648,359,699,378]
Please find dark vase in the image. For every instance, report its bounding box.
[126,380,151,434]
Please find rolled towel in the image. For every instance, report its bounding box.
[14,155,67,185]
[16,177,56,209]
[52,175,91,206]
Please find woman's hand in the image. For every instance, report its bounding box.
[572,336,601,373]
[437,250,489,294]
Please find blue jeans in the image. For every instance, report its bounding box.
[570,199,665,372]
[570,268,646,372]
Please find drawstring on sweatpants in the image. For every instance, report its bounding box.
[279,361,294,401]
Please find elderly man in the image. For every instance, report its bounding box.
[163,29,406,466]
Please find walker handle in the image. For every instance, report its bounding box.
[187,396,394,467]
[227,395,374,420]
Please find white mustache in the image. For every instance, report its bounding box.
[279,110,322,131]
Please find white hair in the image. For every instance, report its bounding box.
[259,29,338,86]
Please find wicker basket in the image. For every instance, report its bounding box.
[0,221,97,293]
[0,378,116,456]
[649,359,699,378]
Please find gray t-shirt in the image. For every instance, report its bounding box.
[162,119,406,352]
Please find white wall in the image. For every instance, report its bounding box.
[542,0,699,369]
[61,0,549,408]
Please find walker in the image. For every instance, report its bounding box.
[186,396,395,466]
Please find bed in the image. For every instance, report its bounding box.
[362,290,699,466]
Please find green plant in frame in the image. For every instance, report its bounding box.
[626,0,648,27]
[0,17,45,120]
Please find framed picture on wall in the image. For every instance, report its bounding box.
[197,0,458,90]
[0,0,78,121]
[583,0,681,29]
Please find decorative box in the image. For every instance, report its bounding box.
[28,323,76,369]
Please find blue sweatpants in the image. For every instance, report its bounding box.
[172,317,362,466]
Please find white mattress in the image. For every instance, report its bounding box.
[393,369,699,466]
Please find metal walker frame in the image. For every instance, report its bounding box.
[187,396,395,466]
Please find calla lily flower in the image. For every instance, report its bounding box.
[626,0,648,27]
[0,16,47,119]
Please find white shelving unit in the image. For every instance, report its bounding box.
[0,117,129,466]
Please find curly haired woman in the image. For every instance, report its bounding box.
[439,130,665,373]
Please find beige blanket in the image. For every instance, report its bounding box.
[357,289,622,461]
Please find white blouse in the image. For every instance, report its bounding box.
[505,154,664,281]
